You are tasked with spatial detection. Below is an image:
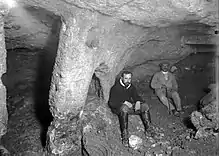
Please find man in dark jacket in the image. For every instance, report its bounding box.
[108,71,154,147]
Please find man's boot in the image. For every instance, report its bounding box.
[140,111,156,138]
[121,129,129,147]
[118,111,129,147]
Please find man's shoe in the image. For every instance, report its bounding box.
[144,126,157,138]
[173,110,184,117]
[121,129,130,147]
[122,138,130,147]
[145,130,155,138]
[168,109,173,115]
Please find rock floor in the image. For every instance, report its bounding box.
[1,48,218,156]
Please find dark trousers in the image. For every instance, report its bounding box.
[111,103,151,142]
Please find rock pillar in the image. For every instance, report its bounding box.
[0,15,8,141]
[46,14,96,155]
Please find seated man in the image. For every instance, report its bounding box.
[150,62,183,115]
[108,71,155,147]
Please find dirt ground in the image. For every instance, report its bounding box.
[1,48,218,156]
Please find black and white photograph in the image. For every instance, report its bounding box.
[0,0,218,155]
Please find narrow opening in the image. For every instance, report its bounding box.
[88,73,103,99]
[2,6,62,154]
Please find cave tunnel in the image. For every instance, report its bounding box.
[0,0,218,156]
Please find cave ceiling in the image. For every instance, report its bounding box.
[0,0,218,50]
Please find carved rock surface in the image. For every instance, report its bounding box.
[4,6,61,51]
[1,0,217,50]
[81,95,164,156]
[1,0,216,86]
[16,0,218,27]
[0,15,7,138]
[191,84,219,138]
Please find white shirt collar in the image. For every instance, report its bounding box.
[162,71,168,75]
[120,78,131,89]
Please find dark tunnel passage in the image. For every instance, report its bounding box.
[1,7,63,154]
[2,47,57,149]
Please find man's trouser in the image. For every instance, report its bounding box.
[111,103,151,144]
[155,88,182,111]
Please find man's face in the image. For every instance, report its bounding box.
[161,64,170,72]
[122,73,132,86]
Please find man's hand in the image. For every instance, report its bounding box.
[161,84,167,89]
[135,101,141,111]
[168,88,177,92]
[123,101,132,108]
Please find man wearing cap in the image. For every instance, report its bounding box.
[150,62,183,115]
[108,71,156,147]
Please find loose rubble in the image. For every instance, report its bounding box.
[191,84,218,139]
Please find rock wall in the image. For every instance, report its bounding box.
[18,0,218,27]
[123,22,217,81]
[191,84,219,139]
[0,15,8,140]
[2,0,217,94]
[124,26,191,80]
[3,0,218,51]
[45,8,152,155]
[4,6,61,52]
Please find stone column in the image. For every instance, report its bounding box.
[46,15,96,155]
[0,16,8,140]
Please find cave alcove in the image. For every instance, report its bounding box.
[1,5,62,154]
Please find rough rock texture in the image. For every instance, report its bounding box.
[191,84,219,139]
[1,49,216,155]
[1,0,217,84]
[1,48,55,155]
[45,9,152,154]
[4,6,61,51]
[1,0,217,91]
[1,0,217,50]
[81,95,164,156]
[0,15,7,140]
[17,0,218,27]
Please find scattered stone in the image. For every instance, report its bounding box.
[188,150,196,155]
[165,146,172,155]
[147,136,156,144]
[83,124,92,133]
[151,143,156,148]
[171,146,181,155]
[185,135,190,140]
[129,135,143,150]
[191,83,218,139]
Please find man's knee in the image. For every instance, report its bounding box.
[156,90,166,100]
[172,91,179,95]
[159,95,168,102]
[120,104,130,114]
[140,103,149,112]
[155,88,165,96]
[172,91,180,99]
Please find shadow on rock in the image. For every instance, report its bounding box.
[182,116,196,131]
[33,10,61,147]
[34,50,55,147]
